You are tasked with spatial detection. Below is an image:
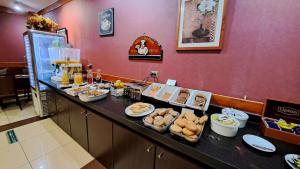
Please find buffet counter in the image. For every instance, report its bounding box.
[39,79,299,169]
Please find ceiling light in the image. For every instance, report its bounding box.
[14,5,22,11]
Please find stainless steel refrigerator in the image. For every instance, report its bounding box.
[23,30,66,117]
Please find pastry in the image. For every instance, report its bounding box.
[199,115,208,124]
[170,124,182,133]
[162,92,172,100]
[157,109,167,116]
[196,124,204,135]
[169,110,178,117]
[130,102,150,114]
[175,88,190,104]
[154,115,163,120]
[186,121,197,132]
[175,118,187,128]
[148,86,161,96]
[144,116,153,124]
[184,135,198,142]
[186,135,197,139]
[182,128,194,136]
[181,108,194,115]
[194,117,199,124]
[185,112,197,122]
[179,112,186,119]
[153,116,164,126]
[85,90,105,96]
[165,108,173,114]
[150,111,158,117]
[163,114,174,125]
[193,94,206,109]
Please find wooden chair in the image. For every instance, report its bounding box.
[0,74,22,110]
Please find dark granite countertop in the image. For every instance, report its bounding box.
[39,79,300,169]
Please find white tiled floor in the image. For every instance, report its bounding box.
[0,109,9,126]
[0,118,94,169]
[0,102,38,126]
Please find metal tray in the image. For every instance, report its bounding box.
[169,111,206,143]
[143,110,179,133]
[169,122,206,143]
[142,83,165,98]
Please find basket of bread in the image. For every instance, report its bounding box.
[169,108,208,142]
[143,108,179,133]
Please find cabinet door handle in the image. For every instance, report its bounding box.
[157,152,164,159]
[80,111,85,115]
[146,145,154,152]
[86,112,92,117]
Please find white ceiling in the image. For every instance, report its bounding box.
[0,0,58,13]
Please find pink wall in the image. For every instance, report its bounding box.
[0,12,26,62]
[45,0,300,103]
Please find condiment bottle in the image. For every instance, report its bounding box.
[95,69,102,83]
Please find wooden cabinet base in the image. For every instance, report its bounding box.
[155,146,210,169]
[56,94,71,135]
[69,101,88,150]
[113,124,155,169]
[87,111,113,169]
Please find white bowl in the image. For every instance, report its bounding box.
[222,108,249,128]
[210,114,240,137]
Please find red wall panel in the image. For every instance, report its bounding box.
[0,12,26,62]
[45,0,300,102]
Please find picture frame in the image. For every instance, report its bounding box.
[99,8,114,36]
[57,28,69,43]
[176,0,228,51]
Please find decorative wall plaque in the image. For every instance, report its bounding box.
[129,35,163,61]
[99,8,114,36]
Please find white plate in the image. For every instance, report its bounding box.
[285,154,300,169]
[78,89,109,102]
[125,103,155,117]
[243,134,276,152]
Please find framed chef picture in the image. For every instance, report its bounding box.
[99,8,114,36]
[176,0,228,50]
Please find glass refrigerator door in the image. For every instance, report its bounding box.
[24,34,36,89]
[32,33,65,91]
